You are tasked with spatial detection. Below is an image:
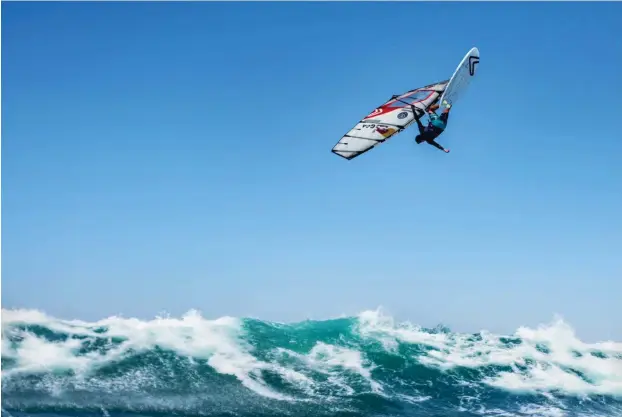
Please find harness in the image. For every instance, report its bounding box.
[426,112,446,133]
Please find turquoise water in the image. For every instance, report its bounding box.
[2,308,621,417]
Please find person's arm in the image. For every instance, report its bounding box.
[412,106,425,134]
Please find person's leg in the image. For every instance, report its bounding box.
[426,138,449,153]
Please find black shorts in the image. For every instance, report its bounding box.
[421,130,441,143]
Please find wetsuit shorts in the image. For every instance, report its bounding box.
[419,112,449,143]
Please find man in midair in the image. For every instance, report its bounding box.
[413,102,452,153]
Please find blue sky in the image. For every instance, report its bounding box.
[2,2,621,341]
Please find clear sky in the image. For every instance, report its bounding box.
[2,2,621,341]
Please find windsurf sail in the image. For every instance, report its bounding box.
[331,80,448,160]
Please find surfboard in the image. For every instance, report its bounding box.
[439,47,480,109]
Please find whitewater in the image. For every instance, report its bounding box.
[2,308,621,417]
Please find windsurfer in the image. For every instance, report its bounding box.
[413,103,451,153]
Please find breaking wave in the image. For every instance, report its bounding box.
[2,308,621,417]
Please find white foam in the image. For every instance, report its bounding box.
[519,404,566,417]
[354,309,622,397]
[307,342,384,394]
[2,308,290,400]
[357,308,450,351]
[267,340,384,399]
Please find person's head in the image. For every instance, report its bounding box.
[415,135,423,144]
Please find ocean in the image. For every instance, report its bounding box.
[2,308,621,417]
